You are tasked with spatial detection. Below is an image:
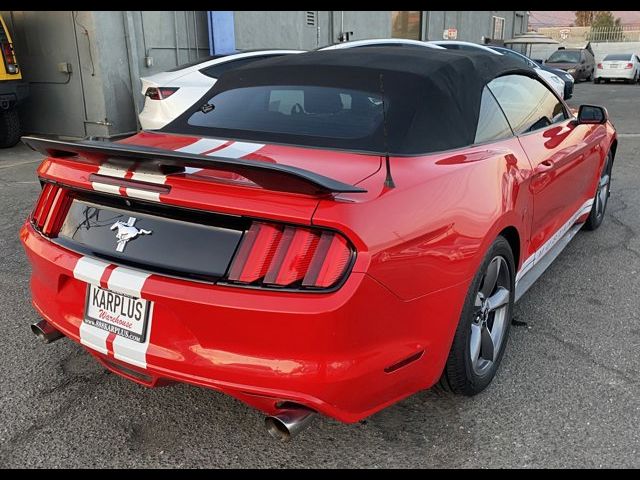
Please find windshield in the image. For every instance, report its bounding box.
[603,54,632,61]
[547,50,581,63]
[179,85,385,148]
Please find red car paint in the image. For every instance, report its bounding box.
[20,119,616,423]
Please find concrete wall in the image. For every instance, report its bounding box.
[424,11,528,42]
[233,11,391,50]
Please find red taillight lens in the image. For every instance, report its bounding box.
[227,222,352,290]
[31,184,72,237]
[145,87,179,100]
[597,63,603,69]
[1,42,18,74]
[625,62,633,69]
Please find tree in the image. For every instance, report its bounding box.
[589,11,623,41]
[575,11,596,26]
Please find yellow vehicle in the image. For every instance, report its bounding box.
[0,14,28,147]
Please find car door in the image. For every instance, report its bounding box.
[488,73,601,260]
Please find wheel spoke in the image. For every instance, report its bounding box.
[480,258,500,298]
[486,287,510,312]
[489,310,506,348]
[470,323,481,368]
[480,325,495,362]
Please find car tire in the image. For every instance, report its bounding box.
[439,236,515,396]
[584,151,613,231]
[594,78,600,84]
[588,71,594,82]
[0,108,21,148]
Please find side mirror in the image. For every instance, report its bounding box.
[577,105,608,125]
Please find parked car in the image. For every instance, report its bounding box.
[0,14,28,148]
[489,45,574,99]
[429,40,567,99]
[594,53,640,84]
[545,47,596,82]
[21,47,616,440]
[319,38,445,51]
[138,49,304,130]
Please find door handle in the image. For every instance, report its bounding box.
[536,159,555,173]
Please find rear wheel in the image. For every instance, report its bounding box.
[0,108,21,148]
[584,151,613,231]
[440,236,515,395]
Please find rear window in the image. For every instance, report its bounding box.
[603,54,633,61]
[547,50,581,63]
[183,85,384,143]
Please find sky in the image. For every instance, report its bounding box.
[529,11,640,27]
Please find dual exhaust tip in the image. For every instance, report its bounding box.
[31,319,64,344]
[31,319,315,440]
[265,406,316,441]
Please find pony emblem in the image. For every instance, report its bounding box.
[110,217,152,252]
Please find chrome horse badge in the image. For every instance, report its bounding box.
[110,217,152,252]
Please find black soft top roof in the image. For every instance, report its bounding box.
[164,47,534,155]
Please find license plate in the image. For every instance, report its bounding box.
[84,284,151,343]
[610,63,619,69]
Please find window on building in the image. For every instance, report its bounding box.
[474,87,513,144]
[392,11,422,40]
[488,74,567,135]
[492,16,505,40]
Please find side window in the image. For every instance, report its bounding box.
[200,55,284,79]
[488,74,567,135]
[474,87,513,144]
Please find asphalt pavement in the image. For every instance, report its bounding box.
[0,81,639,468]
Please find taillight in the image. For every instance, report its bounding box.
[597,63,603,69]
[145,87,179,100]
[625,63,633,69]
[1,42,18,74]
[31,183,72,237]
[227,222,353,290]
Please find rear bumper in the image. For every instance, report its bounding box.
[0,80,28,107]
[20,221,468,423]
[595,70,636,80]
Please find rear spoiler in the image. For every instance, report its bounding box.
[21,136,367,196]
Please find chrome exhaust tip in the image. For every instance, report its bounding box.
[31,320,64,344]
[265,406,316,441]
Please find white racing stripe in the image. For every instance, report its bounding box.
[126,171,168,202]
[175,138,227,154]
[515,198,593,284]
[73,257,111,354]
[93,163,128,195]
[107,267,153,369]
[208,141,264,159]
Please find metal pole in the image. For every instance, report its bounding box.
[173,11,179,65]
[193,11,199,56]
[185,11,191,61]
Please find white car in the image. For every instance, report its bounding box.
[428,40,567,99]
[138,50,304,130]
[595,53,640,84]
[320,38,445,51]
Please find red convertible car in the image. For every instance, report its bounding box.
[20,48,616,440]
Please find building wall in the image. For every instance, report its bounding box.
[233,11,392,50]
[425,11,528,43]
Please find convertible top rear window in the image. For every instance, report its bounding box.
[163,47,530,155]
[186,86,384,142]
